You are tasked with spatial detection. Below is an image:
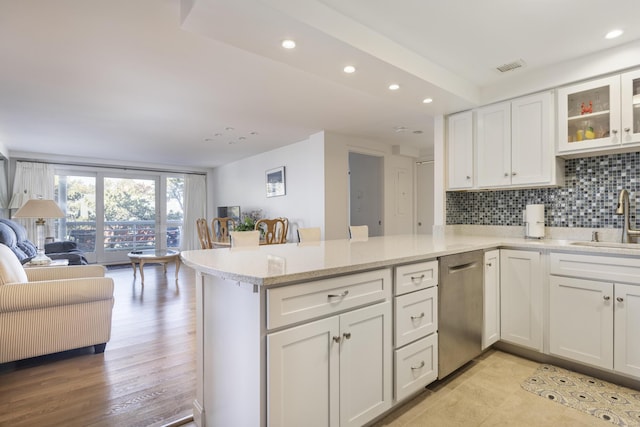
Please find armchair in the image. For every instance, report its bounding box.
[0,244,114,363]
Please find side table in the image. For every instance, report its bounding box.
[127,249,181,284]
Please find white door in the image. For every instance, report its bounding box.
[614,283,640,377]
[482,250,500,349]
[511,92,553,186]
[500,250,543,351]
[267,316,340,427]
[549,276,613,369]
[339,302,392,427]
[476,101,511,187]
[416,161,433,234]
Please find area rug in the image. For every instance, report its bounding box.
[522,364,640,426]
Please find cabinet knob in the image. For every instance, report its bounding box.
[333,336,341,343]
[343,332,351,340]
[617,297,624,302]
[504,172,509,177]
[612,129,618,135]
[466,176,471,180]
[410,312,425,321]
[328,290,349,299]
[512,172,517,176]
[603,295,611,301]
[486,262,492,267]
[624,128,631,133]
[411,361,425,370]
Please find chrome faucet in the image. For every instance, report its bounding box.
[615,189,640,243]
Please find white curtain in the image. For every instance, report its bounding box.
[181,174,206,251]
[11,161,55,241]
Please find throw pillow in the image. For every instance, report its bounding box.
[0,243,29,285]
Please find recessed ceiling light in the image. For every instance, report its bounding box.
[389,83,400,91]
[281,39,296,49]
[422,98,433,104]
[605,29,623,39]
[225,126,234,131]
[343,65,356,74]
[394,126,408,133]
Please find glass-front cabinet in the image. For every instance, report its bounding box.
[558,71,640,155]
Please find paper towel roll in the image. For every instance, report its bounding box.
[525,204,545,238]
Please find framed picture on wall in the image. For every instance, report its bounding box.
[266,166,286,198]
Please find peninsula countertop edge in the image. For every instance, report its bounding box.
[180,234,640,287]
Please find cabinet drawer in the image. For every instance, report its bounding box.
[267,269,391,329]
[394,287,437,348]
[550,252,640,284]
[394,333,438,402]
[395,261,438,296]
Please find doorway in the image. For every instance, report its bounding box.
[416,160,434,235]
[349,152,383,237]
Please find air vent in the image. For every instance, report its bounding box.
[496,59,526,73]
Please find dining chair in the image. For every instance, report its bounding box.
[229,230,260,248]
[196,218,213,249]
[349,225,369,240]
[212,217,235,242]
[276,217,289,242]
[297,227,321,243]
[255,218,286,244]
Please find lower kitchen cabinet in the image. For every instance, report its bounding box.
[500,249,542,351]
[549,276,614,368]
[483,250,500,349]
[267,301,392,427]
[394,333,437,402]
[550,277,640,377]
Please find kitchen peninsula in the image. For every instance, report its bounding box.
[181,233,640,427]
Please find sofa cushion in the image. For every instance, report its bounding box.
[0,244,29,285]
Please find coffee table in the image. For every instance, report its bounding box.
[127,249,181,284]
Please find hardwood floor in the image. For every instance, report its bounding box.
[0,263,196,427]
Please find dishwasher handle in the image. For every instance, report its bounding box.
[447,261,479,274]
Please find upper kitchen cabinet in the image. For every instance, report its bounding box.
[476,91,561,189]
[447,111,474,190]
[558,71,640,156]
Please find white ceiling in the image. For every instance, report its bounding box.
[1,0,640,168]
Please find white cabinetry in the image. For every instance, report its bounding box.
[558,70,640,155]
[549,252,640,378]
[500,249,542,351]
[267,269,392,427]
[476,92,558,189]
[393,261,438,402]
[447,111,474,190]
[483,250,500,349]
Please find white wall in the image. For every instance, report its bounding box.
[211,134,325,242]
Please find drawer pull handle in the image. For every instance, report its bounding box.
[333,336,341,343]
[411,312,425,320]
[603,295,611,301]
[410,274,425,282]
[328,290,349,299]
[617,297,624,302]
[343,332,351,340]
[411,361,425,370]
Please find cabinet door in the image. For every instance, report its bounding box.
[549,276,613,369]
[511,92,553,186]
[340,301,392,427]
[620,69,640,145]
[476,101,511,187]
[483,250,500,349]
[267,316,340,427]
[557,75,621,153]
[447,111,474,189]
[500,250,542,351]
[614,283,640,377]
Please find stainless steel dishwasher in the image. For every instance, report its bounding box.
[438,250,484,378]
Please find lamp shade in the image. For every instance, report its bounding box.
[13,198,65,219]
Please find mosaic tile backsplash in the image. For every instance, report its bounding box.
[446,152,639,228]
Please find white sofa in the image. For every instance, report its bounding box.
[0,244,114,364]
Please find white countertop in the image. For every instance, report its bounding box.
[180,234,640,287]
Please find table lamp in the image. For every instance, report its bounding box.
[13,197,65,265]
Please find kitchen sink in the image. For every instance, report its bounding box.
[570,241,640,250]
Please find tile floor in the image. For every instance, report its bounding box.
[372,350,611,426]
